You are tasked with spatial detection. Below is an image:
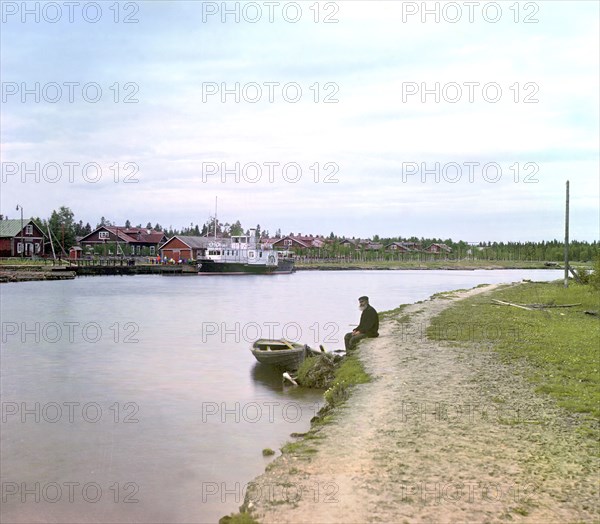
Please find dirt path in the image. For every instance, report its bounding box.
[243,285,599,523]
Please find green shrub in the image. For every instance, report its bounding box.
[297,353,339,388]
[574,267,590,285]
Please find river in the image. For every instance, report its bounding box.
[0,269,562,523]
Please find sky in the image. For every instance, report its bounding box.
[1,0,599,242]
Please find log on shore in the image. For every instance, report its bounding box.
[492,299,582,311]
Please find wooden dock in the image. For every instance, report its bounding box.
[68,259,197,276]
[0,259,198,280]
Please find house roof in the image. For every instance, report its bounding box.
[160,236,213,249]
[105,227,167,244]
[386,242,412,248]
[137,232,166,244]
[426,243,452,252]
[79,226,166,244]
[341,238,379,246]
[0,219,36,238]
[108,228,138,243]
[270,235,325,248]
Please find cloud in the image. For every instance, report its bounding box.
[1,1,598,241]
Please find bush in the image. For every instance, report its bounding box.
[297,353,339,388]
[324,381,350,407]
[574,267,591,285]
[589,255,600,291]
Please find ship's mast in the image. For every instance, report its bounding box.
[214,196,217,240]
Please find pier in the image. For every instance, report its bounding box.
[69,258,197,276]
[0,257,198,281]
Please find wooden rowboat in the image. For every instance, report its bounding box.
[250,339,321,370]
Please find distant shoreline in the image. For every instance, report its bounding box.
[295,264,555,271]
[0,259,578,283]
[294,259,571,271]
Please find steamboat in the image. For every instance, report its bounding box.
[197,231,294,275]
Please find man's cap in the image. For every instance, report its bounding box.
[358,296,369,302]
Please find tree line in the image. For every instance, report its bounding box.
[17,206,599,262]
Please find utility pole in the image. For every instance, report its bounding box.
[214,196,218,239]
[564,180,570,288]
[16,204,24,257]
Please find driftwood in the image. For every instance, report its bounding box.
[530,303,582,308]
[492,299,582,311]
[584,310,599,317]
[491,299,534,311]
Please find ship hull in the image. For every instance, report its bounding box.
[198,260,281,274]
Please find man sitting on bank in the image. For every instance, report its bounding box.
[344,296,379,351]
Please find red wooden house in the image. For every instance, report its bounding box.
[79,226,167,256]
[269,235,325,251]
[424,243,452,254]
[158,236,212,262]
[386,242,422,252]
[0,219,45,257]
[340,238,383,250]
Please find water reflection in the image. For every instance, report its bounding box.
[251,362,285,391]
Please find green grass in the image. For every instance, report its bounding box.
[379,303,410,321]
[280,440,318,455]
[323,354,371,408]
[428,281,600,424]
[430,288,470,300]
[295,259,563,270]
[280,353,372,459]
[334,354,371,385]
[218,513,260,524]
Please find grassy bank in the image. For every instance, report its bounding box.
[291,352,371,434]
[222,353,371,523]
[428,280,600,437]
[294,259,586,270]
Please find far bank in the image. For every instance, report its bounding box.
[0,258,583,283]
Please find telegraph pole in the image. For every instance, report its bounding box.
[16,204,24,257]
[564,180,569,288]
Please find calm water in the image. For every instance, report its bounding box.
[0,269,562,523]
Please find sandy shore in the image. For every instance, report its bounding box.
[241,284,599,523]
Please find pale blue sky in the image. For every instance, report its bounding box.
[1,0,598,241]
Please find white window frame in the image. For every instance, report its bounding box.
[99,231,109,239]
[25,225,33,235]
